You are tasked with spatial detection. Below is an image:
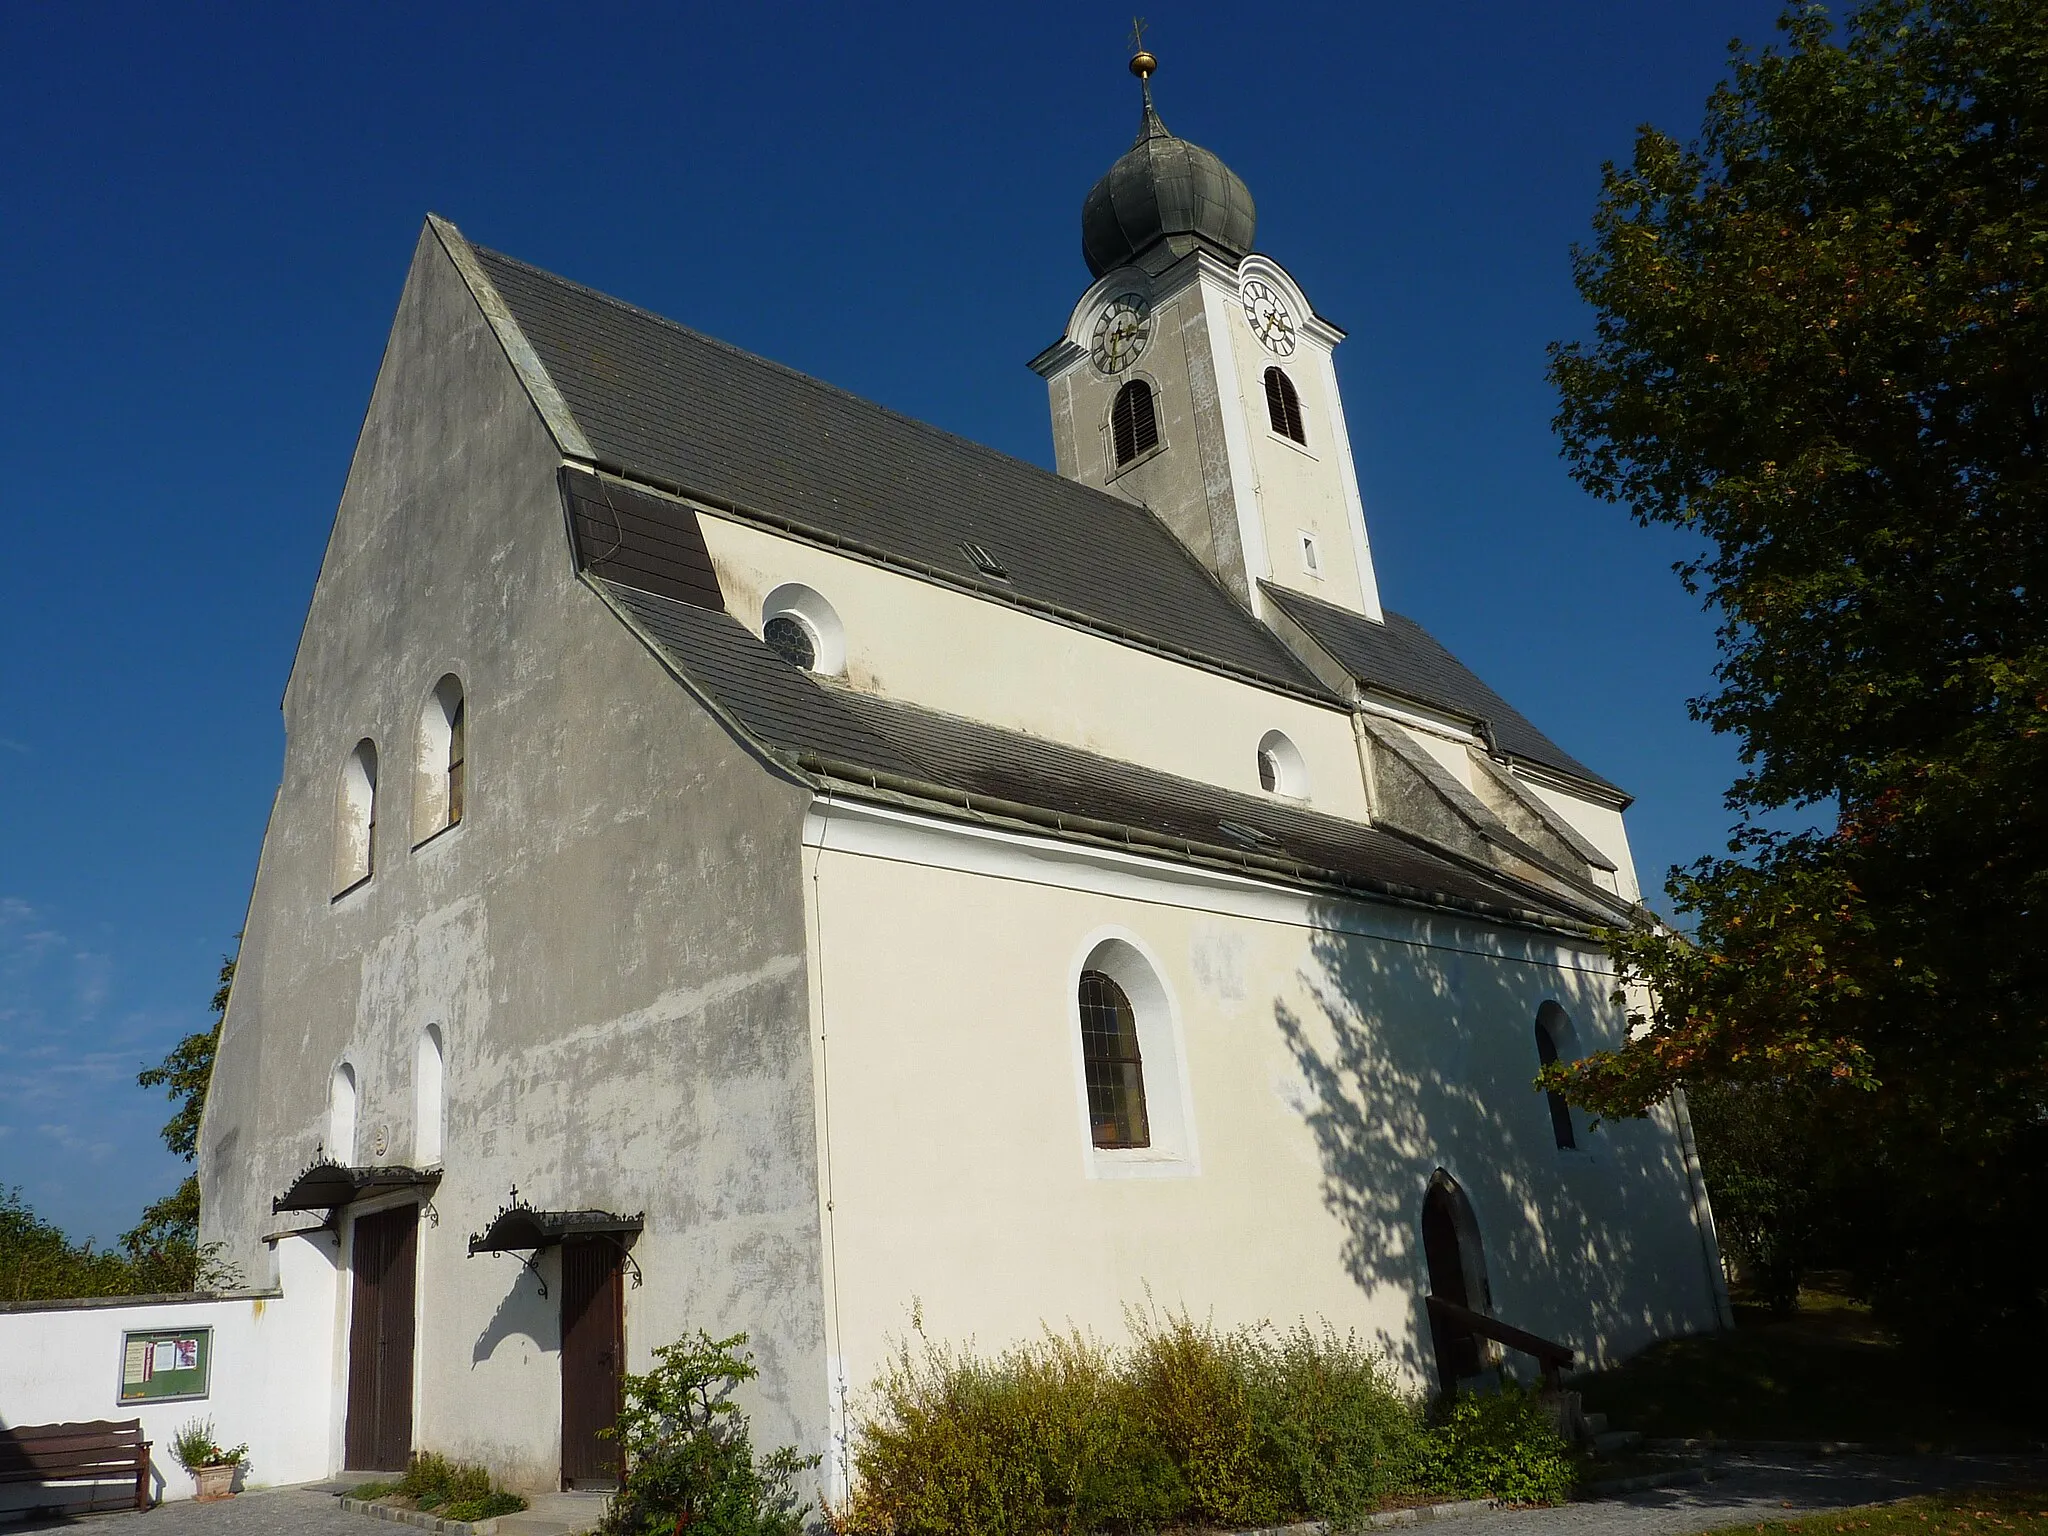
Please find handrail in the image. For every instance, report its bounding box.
[1425,1296,1574,1387]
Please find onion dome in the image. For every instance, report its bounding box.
[1081,51,1256,278]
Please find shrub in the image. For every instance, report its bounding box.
[840,1309,1576,1536]
[603,1331,819,1536]
[846,1319,1181,1536]
[1412,1381,1576,1506]
[1241,1321,1433,1521]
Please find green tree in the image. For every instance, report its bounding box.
[1546,0,2047,1351]
[129,945,239,1290]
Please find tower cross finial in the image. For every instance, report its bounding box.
[1128,15,1148,52]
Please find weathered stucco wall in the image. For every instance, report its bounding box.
[197,223,827,1489]
[803,800,1721,1479]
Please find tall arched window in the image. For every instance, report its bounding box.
[1079,970,1149,1148]
[1534,1002,1578,1150]
[414,1024,445,1167]
[414,675,466,842]
[1264,367,1306,444]
[1110,379,1160,467]
[329,1061,359,1164]
[335,740,378,894]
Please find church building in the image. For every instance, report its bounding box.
[196,51,1728,1495]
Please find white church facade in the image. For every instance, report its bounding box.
[188,56,1728,1496]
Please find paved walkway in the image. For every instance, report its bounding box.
[8,1452,2044,1535]
[1464,1451,2047,1536]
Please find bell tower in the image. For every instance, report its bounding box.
[1031,46,1384,623]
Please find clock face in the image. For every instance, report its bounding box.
[1090,293,1154,374]
[1241,278,1298,357]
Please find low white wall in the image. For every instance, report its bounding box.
[0,1236,338,1509]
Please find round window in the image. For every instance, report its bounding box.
[764,613,817,671]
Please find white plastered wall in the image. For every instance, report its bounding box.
[0,1237,339,1509]
[697,516,1370,821]
[802,801,1722,1485]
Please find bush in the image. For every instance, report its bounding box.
[1412,1383,1576,1506]
[603,1331,820,1536]
[839,1306,1564,1536]
[843,1321,1181,1536]
[354,1453,527,1522]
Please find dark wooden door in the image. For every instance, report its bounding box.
[560,1240,625,1488]
[345,1205,419,1471]
[1421,1187,1483,1387]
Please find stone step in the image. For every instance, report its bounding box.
[1583,1411,1609,1437]
[1593,1429,1642,1456]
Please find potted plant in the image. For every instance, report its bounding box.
[170,1419,248,1501]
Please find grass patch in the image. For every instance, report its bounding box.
[1575,1285,2046,1447]
[351,1453,527,1524]
[1702,1489,2048,1536]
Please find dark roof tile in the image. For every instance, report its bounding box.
[605,581,1592,926]
[473,244,1330,696]
[1262,583,1622,796]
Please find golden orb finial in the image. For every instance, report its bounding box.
[1128,16,1155,80]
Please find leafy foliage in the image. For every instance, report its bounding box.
[1545,0,2048,1355]
[1682,1079,1834,1312]
[1411,1383,1576,1506]
[836,1307,1565,1536]
[603,1331,818,1536]
[169,1419,247,1472]
[352,1452,527,1522]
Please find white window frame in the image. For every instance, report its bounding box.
[1066,929,1200,1180]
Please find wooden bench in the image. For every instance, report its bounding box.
[0,1420,153,1514]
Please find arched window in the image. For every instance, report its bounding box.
[414,1025,445,1167]
[329,1062,359,1164]
[1079,969,1149,1147]
[1257,729,1309,798]
[1264,367,1306,444]
[1110,379,1160,467]
[1534,1002,1578,1150]
[335,740,378,894]
[414,675,465,842]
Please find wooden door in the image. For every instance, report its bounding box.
[345,1205,419,1471]
[1421,1185,1483,1387]
[559,1240,625,1488]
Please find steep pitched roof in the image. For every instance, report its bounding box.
[1261,583,1624,798]
[601,579,1602,931]
[465,239,1332,698]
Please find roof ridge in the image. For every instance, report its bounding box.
[473,242,1144,519]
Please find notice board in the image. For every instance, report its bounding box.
[118,1327,211,1403]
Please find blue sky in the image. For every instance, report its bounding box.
[0,1,1787,1244]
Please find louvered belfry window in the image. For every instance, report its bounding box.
[1264,367,1306,444]
[1111,380,1160,467]
[1079,970,1150,1148]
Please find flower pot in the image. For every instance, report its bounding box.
[193,1462,237,1501]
